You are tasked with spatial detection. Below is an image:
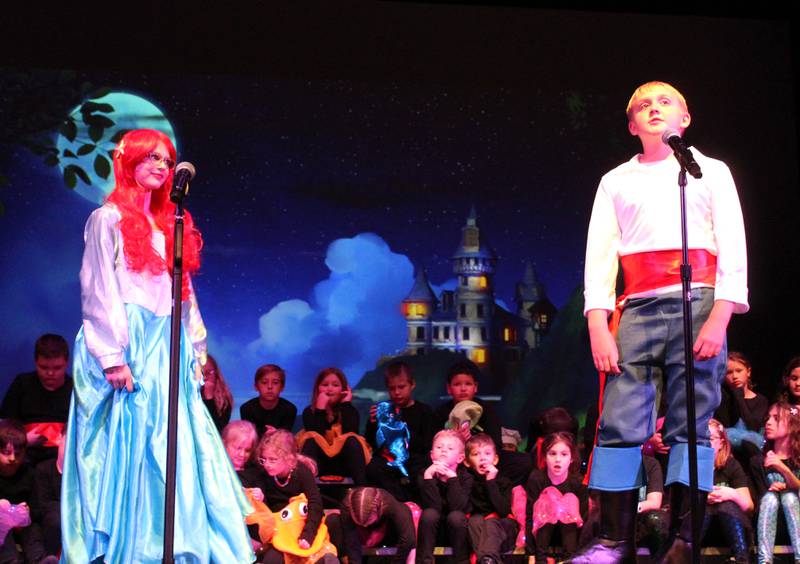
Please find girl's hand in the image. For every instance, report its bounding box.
[105,364,134,392]
[341,388,353,402]
[769,481,787,492]
[298,539,311,550]
[264,425,276,435]
[708,485,730,504]
[315,393,330,410]
[246,488,264,502]
[423,464,438,480]
[764,450,785,471]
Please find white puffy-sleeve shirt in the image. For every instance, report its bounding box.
[583,149,748,315]
[79,204,208,369]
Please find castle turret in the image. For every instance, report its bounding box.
[452,206,497,365]
[402,268,437,355]
[515,260,555,348]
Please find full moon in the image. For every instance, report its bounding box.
[56,92,177,204]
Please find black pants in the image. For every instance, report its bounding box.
[467,515,518,563]
[416,508,469,564]
[302,436,367,485]
[366,453,427,502]
[533,522,579,562]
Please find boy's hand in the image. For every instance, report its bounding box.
[105,364,134,392]
[437,463,457,479]
[264,425,276,434]
[423,464,438,480]
[693,300,733,361]
[457,421,472,442]
[587,310,620,374]
[484,464,498,480]
[369,404,377,423]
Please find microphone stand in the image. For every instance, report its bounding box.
[163,180,189,564]
[676,164,701,564]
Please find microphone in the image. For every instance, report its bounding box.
[661,129,702,178]
[170,162,196,203]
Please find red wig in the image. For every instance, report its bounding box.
[106,129,202,300]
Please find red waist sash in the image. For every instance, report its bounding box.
[583,249,717,484]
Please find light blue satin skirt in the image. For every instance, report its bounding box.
[61,304,254,563]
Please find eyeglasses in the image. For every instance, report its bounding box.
[143,152,176,169]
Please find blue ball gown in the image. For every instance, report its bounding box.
[61,205,254,563]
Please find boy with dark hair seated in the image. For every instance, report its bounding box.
[464,433,517,564]
[365,361,435,501]
[0,420,46,563]
[0,334,73,464]
[239,364,298,436]
[433,362,501,448]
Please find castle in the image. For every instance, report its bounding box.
[402,207,556,370]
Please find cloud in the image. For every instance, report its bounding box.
[246,233,414,394]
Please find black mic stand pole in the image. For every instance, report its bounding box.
[676,164,702,564]
[163,179,189,564]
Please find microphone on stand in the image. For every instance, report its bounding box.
[662,129,702,179]
[170,162,196,203]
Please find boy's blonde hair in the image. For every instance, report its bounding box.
[626,81,688,120]
[432,429,466,453]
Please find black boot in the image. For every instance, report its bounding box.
[560,489,638,564]
[655,484,708,564]
[717,508,753,564]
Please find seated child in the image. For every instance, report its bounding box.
[525,432,587,563]
[0,334,73,464]
[340,487,418,564]
[240,364,298,437]
[297,367,370,485]
[222,421,265,501]
[703,418,754,564]
[0,420,45,563]
[417,429,472,564]
[365,361,435,501]
[752,402,800,564]
[463,433,517,564]
[201,354,234,432]
[31,425,67,560]
[251,429,338,564]
[779,356,800,405]
[433,363,501,449]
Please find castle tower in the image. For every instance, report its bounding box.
[402,268,437,355]
[515,260,540,348]
[452,206,497,365]
[515,260,555,348]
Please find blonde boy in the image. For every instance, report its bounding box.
[416,430,469,563]
[573,81,748,563]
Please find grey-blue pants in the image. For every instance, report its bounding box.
[589,288,726,492]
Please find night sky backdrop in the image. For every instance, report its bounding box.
[1,4,797,418]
